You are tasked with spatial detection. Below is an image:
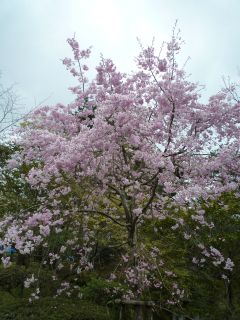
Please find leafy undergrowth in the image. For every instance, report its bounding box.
[0,292,111,320]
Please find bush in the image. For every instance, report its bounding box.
[0,294,111,320]
[80,276,126,305]
[0,264,25,296]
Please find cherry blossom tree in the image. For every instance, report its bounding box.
[1,28,240,309]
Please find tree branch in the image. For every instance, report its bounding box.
[78,209,126,227]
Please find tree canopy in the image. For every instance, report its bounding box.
[0,30,240,319]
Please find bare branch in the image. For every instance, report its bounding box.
[78,209,126,227]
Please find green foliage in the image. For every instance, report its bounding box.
[0,144,16,164]
[80,276,126,304]
[0,264,25,296]
[0,262,59,297]
[0,144,40,218]
[0,294,111,320]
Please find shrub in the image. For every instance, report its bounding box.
[0,294,111,320]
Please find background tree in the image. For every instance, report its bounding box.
[0,76,22,139]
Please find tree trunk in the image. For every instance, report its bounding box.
[127,221,139,266]
[226,280,233,319]
[127,220,144,320]
[127,223,137,248]
[146,306,153,320]
[136,305,143,320]
[119,305,123,320]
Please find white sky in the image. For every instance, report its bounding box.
[0,0,240,112]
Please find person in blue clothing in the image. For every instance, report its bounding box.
[0,242,4,254]
[6,243,17,254]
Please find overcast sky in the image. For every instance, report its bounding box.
[0,0,240,112]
